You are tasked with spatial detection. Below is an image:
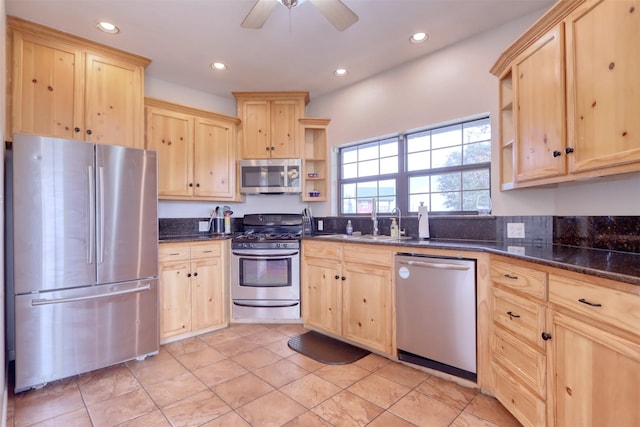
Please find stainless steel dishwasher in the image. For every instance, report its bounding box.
[395,253,477,381]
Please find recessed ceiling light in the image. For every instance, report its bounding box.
[334,68,348,77]
[410,32,428,44]
[96,21,119,34]
[210,62,228,71]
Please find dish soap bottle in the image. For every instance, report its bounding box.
[346,220,353,235]
[390,218,399,238]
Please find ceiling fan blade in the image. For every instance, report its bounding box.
[241,0,279,29]
[309,0,359,31]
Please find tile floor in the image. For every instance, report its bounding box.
[7,324,522,427]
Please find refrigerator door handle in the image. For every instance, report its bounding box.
[31,284,152,306]
[97,166,105,264]
[87,165,95,265]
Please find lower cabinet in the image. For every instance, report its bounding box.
[489,255,640,426]
[158,241,228,343]
[302,240,394,355]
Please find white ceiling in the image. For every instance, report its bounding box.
[6,0,554,101]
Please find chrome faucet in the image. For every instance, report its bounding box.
[371,197,378,235]
[391,207,402,236]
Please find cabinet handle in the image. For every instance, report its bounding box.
[504,274,518,280]
[541,332,552,341]
[86,129,92,135]
[507,311,520,319]
[565,147,574,154]
[74,127,81,133]
[578,298,602,307]
[552,150,562,157]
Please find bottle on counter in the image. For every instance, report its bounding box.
[390,218,399,238]
[346,220,353,235]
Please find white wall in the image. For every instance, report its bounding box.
[307,10,640,217]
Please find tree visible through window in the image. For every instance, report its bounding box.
[339,116,491,215]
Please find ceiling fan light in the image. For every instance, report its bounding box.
[410,32,428,43]
[96,21,119,34]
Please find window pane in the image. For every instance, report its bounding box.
[342,146,358,163]
[432,172,461,192]
[379,196,395,213]
[356,181,377,198]
[463,141,491,164]
[356,198,375,214]
[409,195,430,212]
[342,162,357,179]
[342,198,356,214]
[464,118,491,143]
[431,124,461,149]
[358,159,379,177]
[462,169,490,190]
[432,192,460,211]
[342,183,356,198]
[358,142,378,161]
[407,151,430,171]
[409,176,429,193]
[407,131,430,153]
[380,139,398,157]
[380,156,398,174]
[432,146,462,168]
[379,179,395,197]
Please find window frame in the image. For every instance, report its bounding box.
[338,115,491,216]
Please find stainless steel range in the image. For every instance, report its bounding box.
[231,213,302,320]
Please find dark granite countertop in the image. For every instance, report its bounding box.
[159,234,233,243]
[307,235,640,287]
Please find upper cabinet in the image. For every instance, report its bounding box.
[233,92,308,159]
[491,0,640,190]
[145,98,242,201]
[7,17,149,148]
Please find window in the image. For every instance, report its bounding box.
[339,116,491,215]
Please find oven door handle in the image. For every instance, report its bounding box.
[232,251,299,257]
[233,301,300,308]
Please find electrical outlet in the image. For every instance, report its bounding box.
[507,222,525,239]
[317,220,324,231]
[507,246,526,255]
[198,221,210,232]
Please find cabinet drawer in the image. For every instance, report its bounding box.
[343,244,392,267]
[491,259,547,300]
[159,243,191,262]
[492,327,546,398]
[549,273,640,336]
[493,287,546,351]
[190,242,222,259]
[492,362,546,427]
[303,240,342,260]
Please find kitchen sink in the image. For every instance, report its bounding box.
[319,234,414,242]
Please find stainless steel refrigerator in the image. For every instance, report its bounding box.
[7,134,159,392]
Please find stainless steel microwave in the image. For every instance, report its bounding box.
[239,159,302,194]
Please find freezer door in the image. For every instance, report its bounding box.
[14,279,159,392]
[12,135,96,293]
[96,145,158,283]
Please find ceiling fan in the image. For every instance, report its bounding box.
[241,0,359,32]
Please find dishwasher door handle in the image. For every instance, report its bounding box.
[398,260,472,271]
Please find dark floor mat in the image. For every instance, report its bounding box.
[288,331,371,365]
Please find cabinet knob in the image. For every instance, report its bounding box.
[335,275,340,280]
[270,146,275,151]
[193,272,198,277]
[552,150,562,158]
[189,183,193,187]
[565,147,574,154]
[341,276,346,281]
[541,332,552,341]
[196,183,200,187]
[187,273,192,277]
[74,127,80,133]
[265,147,270,151]
[86,129,92,135]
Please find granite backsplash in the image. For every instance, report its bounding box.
[159,215,640,254]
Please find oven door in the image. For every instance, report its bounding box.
[231,248,300,301]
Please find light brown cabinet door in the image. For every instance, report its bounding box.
[241,100,271,158]
[194,117,236,198]
[191,257,224,331]
[303,257,342,336]
[341,262,392,354]
[565,0,640,173]
[270,100,299,158]
[11,31,83,139]
[514,25,566,183]
[84,53,145,148]
[146,108,194,197]
[549,311,640,426]
[159,260,192,339]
